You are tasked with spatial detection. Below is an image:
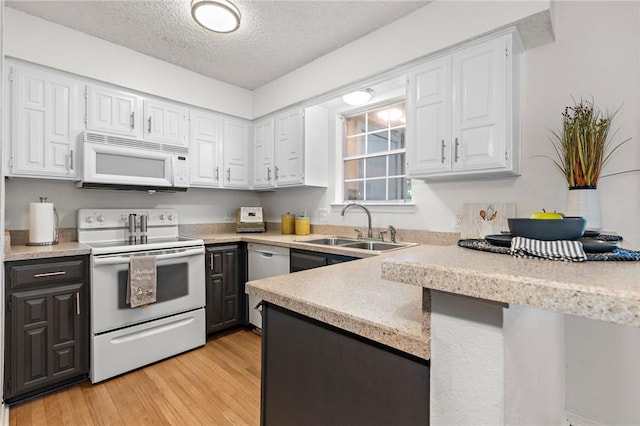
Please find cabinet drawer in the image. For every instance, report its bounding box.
[7,258,86,290]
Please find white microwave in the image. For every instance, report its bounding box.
[77,132,189,191]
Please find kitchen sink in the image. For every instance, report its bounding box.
[299,237,415,252]
[341,241,413,251]
[302,237,360,246]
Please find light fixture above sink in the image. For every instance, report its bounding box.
[342,88,375,106]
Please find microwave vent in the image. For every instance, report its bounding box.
[83,132,188,155]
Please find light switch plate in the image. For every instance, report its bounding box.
[318,208,329,222]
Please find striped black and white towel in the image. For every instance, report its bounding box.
[509,236,587,262]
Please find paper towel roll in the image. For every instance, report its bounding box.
[29,202,57,245]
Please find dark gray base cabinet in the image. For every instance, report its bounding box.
[4,256,89,403]
[205,244,246,335]
[289,248,357,272]
[261,303,430,426]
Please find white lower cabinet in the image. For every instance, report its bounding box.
[190,110,224,188]
[407,30,522,180]
[6,63,82,179]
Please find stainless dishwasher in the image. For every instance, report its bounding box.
[247,243,290,328]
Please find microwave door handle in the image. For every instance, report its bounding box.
[93,247,205,266]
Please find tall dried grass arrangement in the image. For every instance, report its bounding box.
[549,98,631,188]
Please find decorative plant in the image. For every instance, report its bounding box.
[549,98,632,188]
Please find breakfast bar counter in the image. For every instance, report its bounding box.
[381,244,640,327]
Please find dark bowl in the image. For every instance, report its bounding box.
[507,217,586,241]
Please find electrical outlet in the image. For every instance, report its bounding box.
[318,208,329,222]
[224,209,235,221]
[453,213,463,229]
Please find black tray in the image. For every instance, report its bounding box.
[484,234,618,253]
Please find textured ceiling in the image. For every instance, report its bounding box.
[7,0,429,90]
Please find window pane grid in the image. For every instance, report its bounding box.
[343,102,409,202]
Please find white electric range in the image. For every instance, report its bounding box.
[77,208,205,383]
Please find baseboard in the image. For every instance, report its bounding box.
[0,402,9,426]
[565,410,608,426]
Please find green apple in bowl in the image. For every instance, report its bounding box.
[529,209,565,220]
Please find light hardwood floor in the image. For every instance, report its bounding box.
[9,329,262,426]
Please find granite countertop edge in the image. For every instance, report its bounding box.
[381,245,640,328]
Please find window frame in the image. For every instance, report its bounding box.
[339,99,412,205]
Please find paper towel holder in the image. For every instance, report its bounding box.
[26,197,59,246]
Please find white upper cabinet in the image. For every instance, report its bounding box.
[406,56,452,175]
[274,109,304,187]
[7,63,82,179]
[266,106,328,188]
[253,118,275,189]
[223,118,251,188]
[86,84,142,138]
[407,30,521,180]
[143,99,189,147]
[190,110,223,188]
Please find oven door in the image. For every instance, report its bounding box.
[91,246,205,334]
[82,142,174,187]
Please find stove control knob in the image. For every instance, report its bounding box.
[96,215,105,223]
[85,216,95,224]
[167,214,174,221]
[159,214,165,221]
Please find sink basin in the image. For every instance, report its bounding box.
[341,241,413,251]
[301,237,359,246]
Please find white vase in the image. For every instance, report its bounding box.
[566,187,602,231]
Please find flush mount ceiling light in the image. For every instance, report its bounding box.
[342,88,375,106]
[191,0,241,33]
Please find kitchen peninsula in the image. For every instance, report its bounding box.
[246,243,640,425]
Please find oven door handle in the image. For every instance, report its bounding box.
[93,247,205,266]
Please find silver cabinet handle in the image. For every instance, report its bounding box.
[76,292,80,316]
[130,112,135,130]
[215,166,219,182]
[69,150,74,170]
[226,168,231,182]
[147,116,152,134]
[210,253,214,270]
[275,166,280,180]
[267,167,272,181]
[440,140,445,164]
[33,271,66,278]
[454,138,460,162]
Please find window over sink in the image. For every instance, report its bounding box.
[342,101,411,203]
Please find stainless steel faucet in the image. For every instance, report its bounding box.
[341,203,373,239]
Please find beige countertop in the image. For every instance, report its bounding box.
[245,245,431,359]
[4,241,91,261]
[381,245,640,328]
[3,229,431,360]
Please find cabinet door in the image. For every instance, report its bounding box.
[274,109,304,186]
[190,110,223,187]
[143,99,189,146]
[206,247,240,334]
[253,118,275,188]
[86,84,142,138]
[451,36,506,172]
[406,57,452,175]
[10,65,81,179]
[8,283,86,399]
[223,118,251,188]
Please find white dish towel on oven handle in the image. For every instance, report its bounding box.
[127,255,158,308]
